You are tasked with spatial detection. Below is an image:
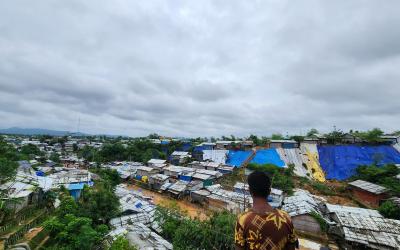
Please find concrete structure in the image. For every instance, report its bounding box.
[348,180,389,207]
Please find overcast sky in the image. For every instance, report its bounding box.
[1,1,400,137]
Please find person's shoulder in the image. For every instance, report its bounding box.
[275,209,292,221]
[237,209,255,227]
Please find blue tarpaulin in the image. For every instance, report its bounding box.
[226,150,252,167]
[180,142,192,152]
[68,183,85,200]
[250,149,285,167]
[318,145,400,180]
[68,183,85,190]
[179,175,192,182]
[35,171,45,176]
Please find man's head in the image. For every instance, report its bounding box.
[247,171,271,198]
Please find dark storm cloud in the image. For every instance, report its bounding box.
[1,0,400,137]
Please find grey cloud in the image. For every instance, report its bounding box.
[0,0,400,137]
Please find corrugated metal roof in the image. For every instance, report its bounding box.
[336,213,400,248]
[148,159,167,164]
[325,203,382,217]
[349,180,388,194]
[282,189,324,217]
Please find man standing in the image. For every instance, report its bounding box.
[235,171,298,250]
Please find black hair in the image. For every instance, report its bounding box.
[247,171,271,198]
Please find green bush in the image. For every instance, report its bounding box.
[247,163,294,194]
[310,211,328,232]
[155,206,236,250]
[109,236,138,250]
[352,164,400,196]
[311,182,335,196]
[378,201,400,220]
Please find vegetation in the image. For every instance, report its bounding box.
[77,139,173,163]
[248,134,269,146]
[306,128,319,137]
[309,181,335,196]
[79,182,120,225]
[354,128,384,144]
[91,168,121,187]
[0,137,20,219]
[326,129,345,144]
[49,152,60,163]
[352,164,400,195]
[20,144,44,159]
[109,236,138,250]
[155,204,236,250]
[247,163,295,194]
[310,211,328,232]
[271,133,284,140]
[44,178,120,249]
[378,200,400,220]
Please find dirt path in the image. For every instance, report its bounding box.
[23,226,42,241]
[126,184,209,220]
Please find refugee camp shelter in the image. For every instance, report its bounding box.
[148,174,169,190]
[170,151,191,165]
[269,140,298,149]
[348,180,389,207]
[136,166,160,178]
[202,149,229,164]
[147,159,167,170]
[68,183,85,200]
[327,206,400,249]
[282,189,326,235]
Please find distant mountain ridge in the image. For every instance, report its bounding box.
[0,127,88,136]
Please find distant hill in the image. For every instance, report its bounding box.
[0,127,88,136]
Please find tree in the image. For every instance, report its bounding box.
[79,182,120,225]
[248,134,260,146]
[271,134,284,140]
[307,128,319,137]
[155,205,236,250]
[92,169,121,187]
[247,163,295,194]
[291,135,305,143]
[44,214,107,250]
[0,158,18,185]
[50,152,60,163]
[78,145,98,162]
[353,164,400,195]
[148,133,160,139]
[20,144,43,158]
[326,129,345,144]
[355,128,384,144]
[73,143,79,152]
[378,201,400,220]
[99,143,126,162]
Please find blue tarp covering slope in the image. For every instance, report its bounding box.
[318,145,400,180]
[226,150,252,167]
[250,149,285,167]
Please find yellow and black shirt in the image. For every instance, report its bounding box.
[235,209,298,250]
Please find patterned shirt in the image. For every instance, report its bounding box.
[235,209,298,250]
